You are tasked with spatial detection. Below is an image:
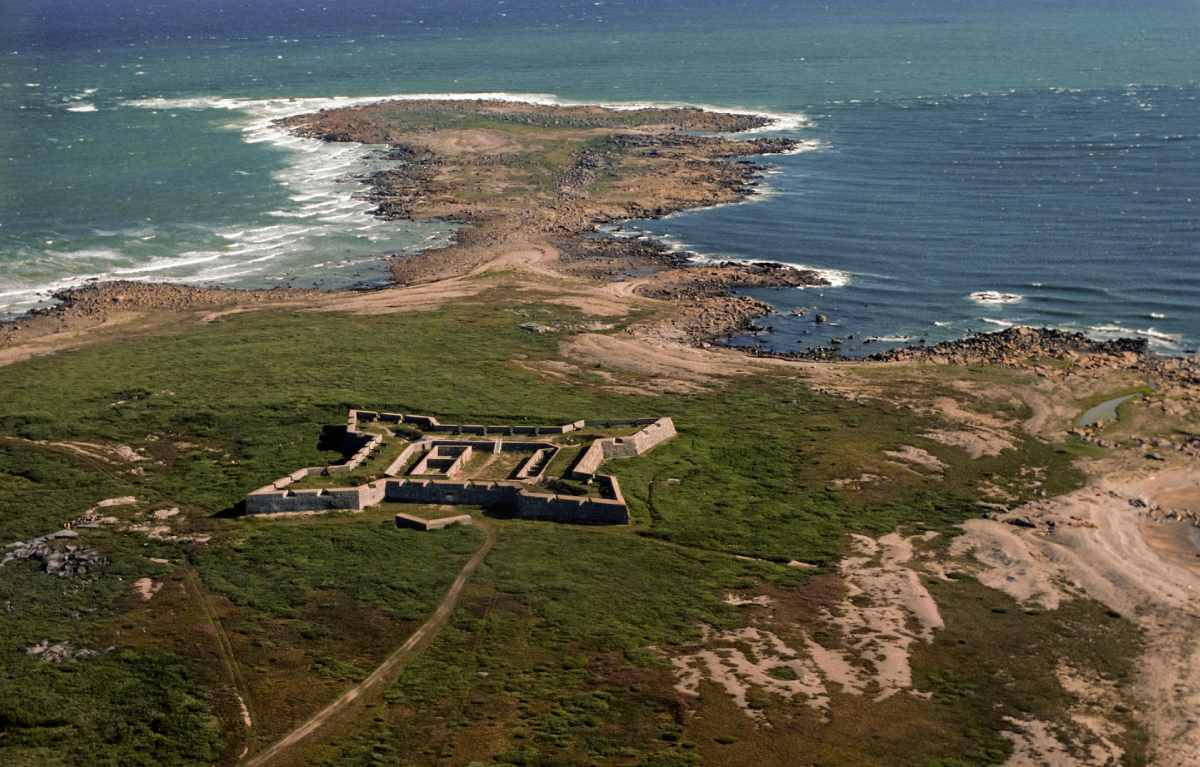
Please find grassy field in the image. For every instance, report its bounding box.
[0,296,1145,766]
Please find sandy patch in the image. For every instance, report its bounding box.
[311,278,483,316]
[1054,660,1126,766]
[831,533,944,700]
[200,306,274,323]
[883,445,947,473]
[10,439,148,466]
[1002,718,1088,767]
[723,593,774,607]
[672,532,944,722]
[132,577,161,601]
[922,428,1013,458]
[564,333,765,394]
[952,468,1200,766]
[469,239,562,279]
[407,128,522,156]
[934,395,1012,431]
[544,293,632,317]
[237,693,253,729]
[831,473,883,490]
[671,626,831,720]
[921,396,1018,458]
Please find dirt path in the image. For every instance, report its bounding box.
[182,567,257,756]
[240,518,497,767]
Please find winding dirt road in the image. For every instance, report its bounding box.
[241,518,497,767]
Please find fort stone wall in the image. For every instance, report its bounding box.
[515,446,558,482]
[244,410,672,525]
[571,418,677,478]
[514,492,629,525]
[571,441,607,478]
[245,482,384,514]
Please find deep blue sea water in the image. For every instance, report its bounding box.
[2,0,1198,353]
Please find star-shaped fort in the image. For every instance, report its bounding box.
[245,410,676,529]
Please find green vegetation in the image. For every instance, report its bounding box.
[912,575,1148,766]
[0,296,1139,766]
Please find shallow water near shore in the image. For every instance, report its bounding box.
[2,0,1199,351]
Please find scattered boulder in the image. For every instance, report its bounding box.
[2,530,106,576]
[1005,516,1037,529]
[25,640,110,664]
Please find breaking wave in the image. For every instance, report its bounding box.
[969,291,1024,306]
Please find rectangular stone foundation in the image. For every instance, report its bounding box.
[394,513,473,531]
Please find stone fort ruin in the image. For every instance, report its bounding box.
[244,410,676,528]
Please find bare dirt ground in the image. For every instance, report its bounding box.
[671,532,945,720]
[952,462,1200,767]
[562,332,771,393]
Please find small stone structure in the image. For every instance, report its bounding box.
[244,411,676,526]
[394,513,473,531]
[411,444,474,477]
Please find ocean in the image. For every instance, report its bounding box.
[2,0,1198,354]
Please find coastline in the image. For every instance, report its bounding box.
[5,94,1189,368]
[6,91,1191,358]
[2,97,1198,767]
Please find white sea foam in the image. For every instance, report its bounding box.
[121,90,810,136]
[1087,323,1180,349]
[0,90,814,315]
[45,247,125,262]
[112,251,224,274]
[980,318,1015,328]
[1150,312,1167,319]
[687,252,850,288]
[764,138,825,156]
[969,290,1024,306]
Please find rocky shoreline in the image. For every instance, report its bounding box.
[276,98,821,339]
[3,99,1191,381]
[868,326,1150,365]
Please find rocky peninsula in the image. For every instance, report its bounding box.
[1,99,1198,767]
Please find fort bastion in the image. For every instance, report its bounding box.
[243,410,676,527]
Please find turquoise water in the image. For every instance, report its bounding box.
[2,1,1198,352]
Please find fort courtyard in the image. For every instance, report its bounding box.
[245,409,677,529]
